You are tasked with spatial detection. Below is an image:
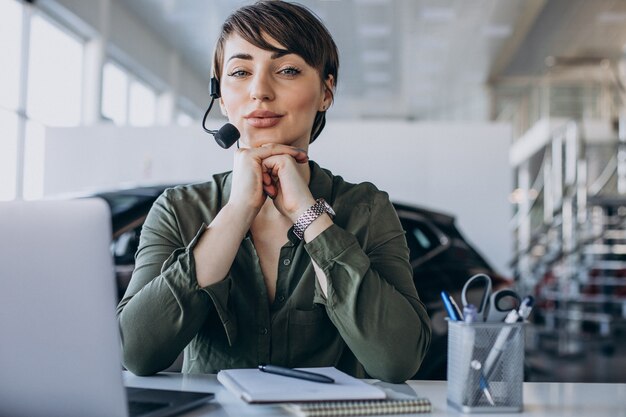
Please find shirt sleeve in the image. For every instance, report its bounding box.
[304,191,432,383]
[116,193,235,376]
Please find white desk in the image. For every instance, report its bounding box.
[124,371,626,417]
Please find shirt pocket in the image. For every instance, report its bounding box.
[287,305,339,367]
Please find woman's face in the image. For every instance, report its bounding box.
[219,33,332,150]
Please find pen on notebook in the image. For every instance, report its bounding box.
[258,365,335,384]
[440,291,461,321]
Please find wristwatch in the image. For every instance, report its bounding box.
[292,198,335,240]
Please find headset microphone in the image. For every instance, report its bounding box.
[202,77,241,149]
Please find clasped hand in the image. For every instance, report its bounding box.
[229,143,316,222]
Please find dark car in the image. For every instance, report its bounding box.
[97,185,506,380]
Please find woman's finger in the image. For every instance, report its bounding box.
[251,143,309,163]
[263,183,277,199]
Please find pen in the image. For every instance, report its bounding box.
[483,308,520,378]
[449,294,464,321]
[440,291,460,321]
[258,365,335,384]
[469,360,495,406]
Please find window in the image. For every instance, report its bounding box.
[26,14,83,126]
[129,79,157,126]
[102,62,129,125]
[102,61,158,126]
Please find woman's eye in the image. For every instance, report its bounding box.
[279,67,301,76]
[228,70,249,78]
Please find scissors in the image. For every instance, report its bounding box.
[461,274,521,322]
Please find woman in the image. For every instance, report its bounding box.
[117,0,431,383]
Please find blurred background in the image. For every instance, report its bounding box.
[2,0,626,382]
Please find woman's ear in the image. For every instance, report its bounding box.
[320,75,335,111]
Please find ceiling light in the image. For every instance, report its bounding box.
[420,7,456,22]
[481,24,512,38]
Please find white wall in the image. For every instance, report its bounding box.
[313,121,512,276]
[45,121,512,275]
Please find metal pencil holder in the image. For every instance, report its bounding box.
[447,320,524,413]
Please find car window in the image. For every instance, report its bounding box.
[401,218,445,263]
[412,227,433,250]
[112,227,141,264]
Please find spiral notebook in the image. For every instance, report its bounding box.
[282,398,432,417]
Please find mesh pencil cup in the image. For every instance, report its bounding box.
[447,320,524,413]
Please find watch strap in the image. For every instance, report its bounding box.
[292,198,334,240]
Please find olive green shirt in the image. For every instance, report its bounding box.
[117,161,431,383]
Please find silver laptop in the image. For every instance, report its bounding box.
[0,199,213,417]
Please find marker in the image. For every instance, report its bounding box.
[517,296,534,321]
[258,365,335,384]
[463,304,478,323]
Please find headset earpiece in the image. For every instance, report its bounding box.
[209,77,220,99]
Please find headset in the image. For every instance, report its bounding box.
[201,77,240,149]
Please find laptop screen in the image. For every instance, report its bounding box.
[0,199,130,417]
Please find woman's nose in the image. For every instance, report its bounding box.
[249,73,274,101]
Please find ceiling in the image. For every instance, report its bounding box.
[118,0,626,121]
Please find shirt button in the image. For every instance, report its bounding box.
[278,295,286,303]
[282,258,291,266]
[259,327,268,335]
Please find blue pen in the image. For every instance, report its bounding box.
[440,291,460,321]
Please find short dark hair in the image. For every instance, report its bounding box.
[212,1,339,143]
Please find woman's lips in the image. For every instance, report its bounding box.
[244,110,283,128]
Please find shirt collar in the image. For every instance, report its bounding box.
[308,160,334,202]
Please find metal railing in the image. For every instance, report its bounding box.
[502,61,626,356]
